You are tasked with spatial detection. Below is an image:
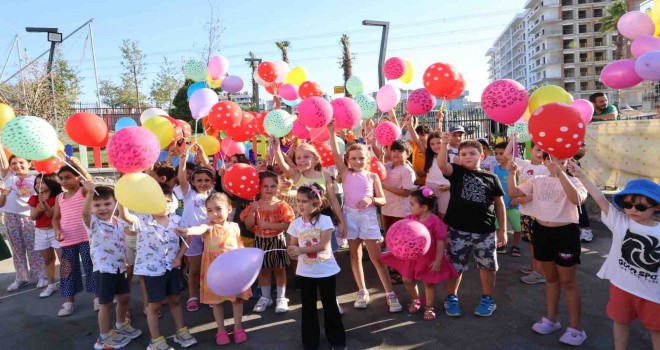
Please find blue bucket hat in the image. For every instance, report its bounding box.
[612,179,660,210]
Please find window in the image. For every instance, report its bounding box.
[578,0,587,4]
[564,53,575,63]
[595,66,605,75]
[564,68,576,77]
[562,11,574,20]
[580,81,590,90]
[565,82,576,91]
[579,52,588,62]
[578,10,587,19]
[595,51,605,61]
[594,37,604,46]
[563,39,575,49]
[579,38,588,48]
[594,9,603,17]
[594,23,603,32]
[579,24,588,33]
[563,25,574,35]
[580,67,589,77]
[595,81,605,90]
[562,0,573,5]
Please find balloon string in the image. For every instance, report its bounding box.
[440,99,447,132]
[180,236,190,249]
[263,248,287,253]
[59,154,99,196]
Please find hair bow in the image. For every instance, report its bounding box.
[420,186,434,198]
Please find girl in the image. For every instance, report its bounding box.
[328,121,403,313]
[53,160,96,316]
[176,193,250,345]
[380,187,457,321]
[240,171,295,313]
[177,145,215,312]
[216,152,255,249]
[507,154,588,346]
[0,149,45,292]
[286,184,345,350]
[28,174,63,298]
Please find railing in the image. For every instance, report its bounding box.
[69,103,156,131]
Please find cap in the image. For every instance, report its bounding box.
[612,179,660,210]
[477,138,490,146]
[449,125,465,134]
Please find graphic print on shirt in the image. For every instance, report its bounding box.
[460,174,486,203]
[526,169,535,177]
[15,177,32,198]
[535,181,565,203]
[620,230,660,284]
[299,226,328,265]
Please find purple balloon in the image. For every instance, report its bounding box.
[189,88,219,120]
[600,59,644,89]
[617,11,656,40]
[279,83,299,101]
[206,248,264,297]
[631,35,660,58]
[635,50,660,81]
[207,55,229,80]
[222,75,244,93]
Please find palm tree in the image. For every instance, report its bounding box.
[598,0,628,60]
[275,41,291,63]
[247,51,259,108]
[339,34,352,98]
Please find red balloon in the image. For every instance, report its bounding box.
[309,126,329,143]
[250,112,267,136]
[265,82,282,95]
[257,62,278,83]
[529,103,586,159]
[370,157,386,182]
[33,157,64,174]
[291,119,311,139]
[423,62,464,99]
[314,143,335,167]
[222,163,259,200]
[208,101,243,130]
[225,112,257,142]
[177,120,192,138]
[66,112,109,147]
[444,73,466,100]
[298,81,323,100]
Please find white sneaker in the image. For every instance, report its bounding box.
[253,297,273,313]
[39,284,59,298]
[94,297,100,312]
[580,228,593,242]
[275,297,289,313]
[353,290,370,309]
[58,302,76,317]
[386,292,403,313]
[6,280,28,292]
[36,278,49,289]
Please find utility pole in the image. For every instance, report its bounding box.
[362,20,390,88]
[25,27,62,132]
[245,56,262,112]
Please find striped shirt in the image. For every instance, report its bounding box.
[58,189,89,247]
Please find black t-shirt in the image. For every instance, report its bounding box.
[444,164,504,234]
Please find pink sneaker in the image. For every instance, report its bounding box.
[532,317,561,335]
[559,327,587,346]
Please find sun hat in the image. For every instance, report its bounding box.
[612,179,660,210]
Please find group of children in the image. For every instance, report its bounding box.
[0,107,657,349]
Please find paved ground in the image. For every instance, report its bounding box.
[0,220,654,350]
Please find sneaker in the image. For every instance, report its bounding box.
[353,290,370,309]
[510,246,521,257]
[521,271,546,285]
[519,265,534,275]
[386,292,403,313]
[559,327,587,346]
[532,317,562,335]
[147,336,174,350]
[58,302,76,317]
[336,299,344,315]
[94,330,130,350]
[444,295,462,317]
[36,278,49,288]
[94,297,101,312]
[474,296,497,317]
[580,228,593,242]
[173,327,198,348]
[275,297,289,313]
[39,284,58,298]
[253,297,273,313]
[496,246,507,254]
[115,320,142,339]
[6,280,28,292]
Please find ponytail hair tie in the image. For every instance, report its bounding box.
[420,186,434,198]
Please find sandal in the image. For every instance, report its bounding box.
[233,329,248,344]
[186,297,199,312]
[408,297,425,314]
[423,306,436,321]
[511,246,521,257]
[215,330,230,345]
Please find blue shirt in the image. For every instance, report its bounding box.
[493,164,517,209]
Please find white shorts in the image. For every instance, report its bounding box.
[125,234,137,266]
[34,228,59,250]
[344,206,382,241]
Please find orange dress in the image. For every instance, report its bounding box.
[200,222,252,304]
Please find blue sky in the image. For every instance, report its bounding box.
[1,0,526,105]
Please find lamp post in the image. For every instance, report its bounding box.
[26,27,62,131]
[245,57,262,112]
[362,20,390,88]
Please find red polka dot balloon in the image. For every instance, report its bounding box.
[423,62,464,99]
[384,57,406,80]
[208,101,243,131]
[369,157,386,182]
[444,72,466,100]
[406,88,437,115]
[374,121,401,146]
[528,103,586,159]
[222,163,259,200]
[33,157,64,174]
[257,61,278,83]
[296,96,332,128]
[386,219,431,260]
[225,112,257,142]
[298,81,323,100]
[314,143,335,167]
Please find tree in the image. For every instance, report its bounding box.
[247,51,259,108]
[275,41,291,63]
[169,79,194,122]
[200,1,226,63]
[98,79,122,107]
[120,39,147,107]
[339,34,353,98]
[150,57,182,109]
[599,0,628,61]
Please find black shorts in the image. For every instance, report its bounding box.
[143,268,181,303]
[532,222,581,267]
[94,270,130,304]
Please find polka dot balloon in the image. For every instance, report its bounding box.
[222,163,259,200]
[506,123,532,143]
[386,219,431,261]
[374,121,401,146]
[528,103,585,159]
[481,79,529,124]
[406,88,437,115]
[314,142,335,167]
[384,57,406,80]
[263,109,294,138]
[346,76,364,96]
[353,94,377,120]
[183,59,207,82]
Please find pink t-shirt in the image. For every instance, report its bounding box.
[518,176,587,224]
[57,189,89,247]
[382,162,416,218]
[343,170,373,209]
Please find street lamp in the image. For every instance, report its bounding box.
[245,57,262,112]
[26,26,63,130]
[362,20,390,88]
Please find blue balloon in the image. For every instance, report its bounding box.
[282,98,300,107]
[187,82,208,99]
[114,117,137,131]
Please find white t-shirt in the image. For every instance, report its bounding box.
[179,183,209,228]
[448,146,459,164]
[84,216,126,273]
[597,204,660,303]
[514,158,550,216]
[287,215,340,278]
[425,156,450,186]
[481,156,498,173]
[0,172,35,216]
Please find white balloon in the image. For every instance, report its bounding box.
[140,107,168,124]
[253,70,268,86]
[273,61,291,84]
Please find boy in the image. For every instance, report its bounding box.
[492,142,523,257]
[478,138,497,172]
[121,184,198,350]
[447,125,465,163]
[411,124,432,185]
[82,182,141,349]
[438,133,507,317]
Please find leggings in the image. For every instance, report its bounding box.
[299,274,345,350]
[4,213,44,282]
[60,242,95,298]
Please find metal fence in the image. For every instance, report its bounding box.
[69,103,152,131]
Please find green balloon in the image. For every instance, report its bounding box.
[183,59,207,82]
[1,116,58,160]
[353,94,377,120]
[264,109,294,138]
[346,76,364,95]
[507,122,531,143]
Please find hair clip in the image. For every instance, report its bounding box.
[300,183,322,199]
[420,186,434,198]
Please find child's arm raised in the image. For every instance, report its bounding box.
[504,134,516,162]
[177,148,191,197]
[506,162,528,198]
[193,144,213,171]
[405,116,425,153]
[569,160,609,215]
[81,180,95,228]
[175,224,211,237]
[547,157,582,205]
[271,137,300,182]
[438,132,453,177]
[327,120,348,175]
[68,157,92,181]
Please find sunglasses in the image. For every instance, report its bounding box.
[622,202,654,212]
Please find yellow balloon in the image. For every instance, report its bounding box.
[0,103,16,131]
[649,10,660,37]
[400,60,414,84]
[285,67,308,86]
[57,140,65,154]
[142,116,175,149]
[528,85,573,114]
[521,107,532,122]
[115,173,166,214]
[196,135,220,156]
[208,78,223,89]
[654,2,660,23]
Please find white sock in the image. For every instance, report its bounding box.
[100,333,109,340]
[276,286,286,299]
[116,322,124,329]
[261,285,271,299]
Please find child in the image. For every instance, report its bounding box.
[177,146,215,312]
[571,165,659,350]
[240,171,295,313]
[437,133,507,317]
[328,121,403,312]
[408,129,451,219]
[478,138,497,172]
[28,174,62,298]
[572,143,593,243]
[447,125,466,163]
[0,150,45,292]
[216,152,255,249]
[82,181,141,349]
[507,154,588,346]
[121,184,197,350]
[380,187,457,321]
[410,123,432,185]
[287,184,346,350]
[177,193,250,345]
[492,142,522,257]
[53,162,96,316]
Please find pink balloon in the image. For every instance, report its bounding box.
[481,79,529,125]
[206,248,264,297]
[386,219,431,260]
[571,99,594,124]
[309,126,329,143]
[374,121,401,146]
[207,55,229,79]
[189,88,219,120]
[296,96,333,128]
[406,88,437,115]
[617,11,656,40]
[635,50,660,81]
[107,127,161,173]
[279,84,299,101]
[331,97,361,129]
[600,59,644,89]
[221,137,245,157]
[631,35,660,58]
[384,57,406,80]
[291,119,311,139]
[376,84,401,112]
[221,75,244,94]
